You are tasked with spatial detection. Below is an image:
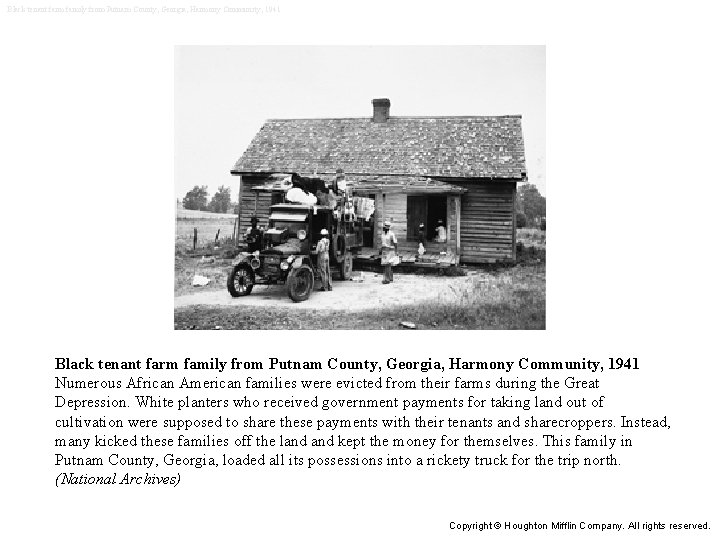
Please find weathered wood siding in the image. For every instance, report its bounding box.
[374,193,409,249]
[447,196,457,250]
[238,178,273,233]
[448,181,516,263]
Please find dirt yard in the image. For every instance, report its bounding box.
[174,226,545,330]
[178,272,475,310]
[175,262,545,330]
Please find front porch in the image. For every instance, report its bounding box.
[354,245,460,268]
[348,176,465,268]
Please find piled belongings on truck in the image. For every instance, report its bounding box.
[316,190,337,208]
[267,173,294,190]
[286,187,318,205]
[286,173,344,206]
[291,174,326,194]
[264,173,352,208]
[353,196,375,221]
[341,200,356,220]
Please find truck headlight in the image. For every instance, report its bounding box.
[250,258,261,270]
[292,258,303,269]
[280,262,289,271]
[297,230,306,240]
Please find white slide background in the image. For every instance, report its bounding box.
[1,1,718,538]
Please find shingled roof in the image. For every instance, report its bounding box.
[233,115,526,179]
[251,174,467,195]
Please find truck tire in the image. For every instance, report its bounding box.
[339,254,353,280]
[227,263,254,297]
[333,235,346,263]
[287,265,314,302]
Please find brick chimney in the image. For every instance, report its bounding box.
[372,98,391,123]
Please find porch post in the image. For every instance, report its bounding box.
[377,191,385,248]
[454,195,461,265]
[512,184,517,263]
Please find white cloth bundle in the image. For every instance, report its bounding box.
[286,187,317,205]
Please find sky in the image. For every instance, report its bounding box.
[175,46,545,202]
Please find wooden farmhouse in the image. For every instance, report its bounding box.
[231,99,527,264]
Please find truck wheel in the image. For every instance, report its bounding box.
[339,254,353,280]
[287,265,314,302]
[334,236,346,263]
[227,263,254,297]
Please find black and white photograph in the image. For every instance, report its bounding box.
[174,46,546,329]
[5,2,719,539]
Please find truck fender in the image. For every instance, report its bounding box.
[231,253,250,265]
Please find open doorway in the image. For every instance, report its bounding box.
[426,196,447,242]
[407,196,426,242]
[407,195,447,243]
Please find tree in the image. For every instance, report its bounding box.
[518,184,546,224]
[182,185,208,211]
[209,185,232,214]
[516,212,528,228]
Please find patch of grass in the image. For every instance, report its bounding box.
[516,227,546,248]
[515,244,546,265]
[394,265,545,329]
[176,213,237,250]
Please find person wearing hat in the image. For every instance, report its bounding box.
[380,220,398,284]
[245,215,262,252]
[316,228,332,291]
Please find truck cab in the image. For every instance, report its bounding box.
[227,202,359,302]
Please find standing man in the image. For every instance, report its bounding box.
[317,228,332,291]
[380,220,398,284]
[245,215,262,252]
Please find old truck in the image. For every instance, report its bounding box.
[227,202,360,302]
